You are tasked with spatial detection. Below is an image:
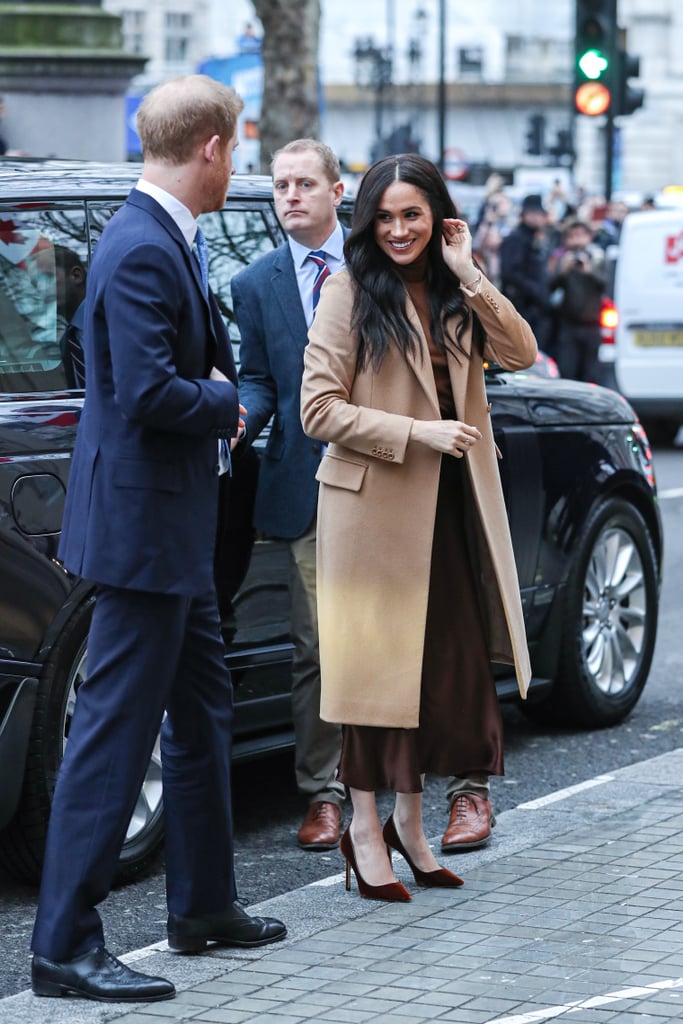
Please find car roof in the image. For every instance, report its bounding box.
[0,158,277,203]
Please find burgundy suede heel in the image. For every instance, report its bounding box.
[340,828,412,902]
[383,815,464,888]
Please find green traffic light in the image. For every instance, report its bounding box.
[578,48,609,80]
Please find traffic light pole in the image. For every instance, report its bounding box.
[605,110,614,201]
[437,0,446,172]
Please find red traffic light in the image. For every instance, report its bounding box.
[574,81,612,116]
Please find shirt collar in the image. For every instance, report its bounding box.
[288,221,344,269]
[135,178,198,248]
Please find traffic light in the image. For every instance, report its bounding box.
[614,49,645,116]
[548,129,575,163]
[525,114,546,156]
[574,0,617,117]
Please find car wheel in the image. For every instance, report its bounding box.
[551,497,658,727]
[0,597,165,885]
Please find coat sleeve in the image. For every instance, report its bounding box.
[464,273,538,371]
[301,272,414,463]
[231,266,278,443]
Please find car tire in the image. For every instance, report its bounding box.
[0,597,165,885]
[525,497,659,728]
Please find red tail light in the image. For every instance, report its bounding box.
[600,297,618,343]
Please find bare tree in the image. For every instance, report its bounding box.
[250,0,322,171]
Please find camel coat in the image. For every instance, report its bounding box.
[300,269,537,729]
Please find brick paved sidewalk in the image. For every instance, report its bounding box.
[4,749,683,1024]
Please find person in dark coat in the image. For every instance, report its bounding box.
[549,221,606,383]
[30,74,285,1005]
[231,139,348,851]
[500,194,553,351]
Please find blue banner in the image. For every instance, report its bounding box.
[198,54,263,172]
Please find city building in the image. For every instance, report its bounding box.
[101,0,683,195]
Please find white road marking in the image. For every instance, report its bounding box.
[516,774,614,809]
[483,977,683,1024]
[119,939,169,962]
[310,871,346,887]
[659,486,683,499]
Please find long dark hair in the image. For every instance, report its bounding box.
[345,153,484,372]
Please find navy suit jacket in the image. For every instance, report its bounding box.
[232,238,341,539]
[58,189,240,595]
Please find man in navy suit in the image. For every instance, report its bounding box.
[231,140,346,850]
[31,75,285,1004]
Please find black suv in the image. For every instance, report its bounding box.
[0,160,663,885]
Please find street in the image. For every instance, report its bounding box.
[1,440,682,1003]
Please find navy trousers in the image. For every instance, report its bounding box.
[31,585,236,961]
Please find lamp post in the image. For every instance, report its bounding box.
[437,0,446,172]
[352,35,393,145]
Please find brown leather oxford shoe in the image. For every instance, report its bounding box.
[441,793,495,851]
[297,801,342,850]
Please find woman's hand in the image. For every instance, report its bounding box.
[441,219,480,287]
[410,418,482,457]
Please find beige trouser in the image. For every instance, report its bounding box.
[289,519,345,807]
[446,774,492,806]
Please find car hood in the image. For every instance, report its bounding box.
[497,373,637,428]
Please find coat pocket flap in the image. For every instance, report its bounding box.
[315,453,367,492]
[113,458,182,493]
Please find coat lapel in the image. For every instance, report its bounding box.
[403,295,440,415]
[401,299,473,420]
[128,186,218,357]
[444,312,474,421]
[271,246,309,349]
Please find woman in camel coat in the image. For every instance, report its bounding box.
[300,154,537,903]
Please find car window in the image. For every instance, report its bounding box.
[0,198,284,395]
[87,202,121,249]
[0,205,88,394]
[91,203,283,367]
[198,205,282,354]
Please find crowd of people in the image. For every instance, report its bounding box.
[472,176,650,384]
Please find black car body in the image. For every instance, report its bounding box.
[0,161,663,883]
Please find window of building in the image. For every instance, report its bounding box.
[164,12,193,63]
[120,9,147,56]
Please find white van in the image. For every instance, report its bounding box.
[614,208,683,444]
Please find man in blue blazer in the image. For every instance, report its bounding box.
[30,75,285,1004]
[231,140,346,850]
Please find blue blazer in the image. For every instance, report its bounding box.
[232,241,332,540]
[58,189,240,596]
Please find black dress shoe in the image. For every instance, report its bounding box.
[31,947,175,1003]
[167,902,287,952]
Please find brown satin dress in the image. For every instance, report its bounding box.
[337,257,504,793]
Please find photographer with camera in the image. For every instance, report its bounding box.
[549,220,606,384]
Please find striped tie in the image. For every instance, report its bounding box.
[308,249,330,313]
